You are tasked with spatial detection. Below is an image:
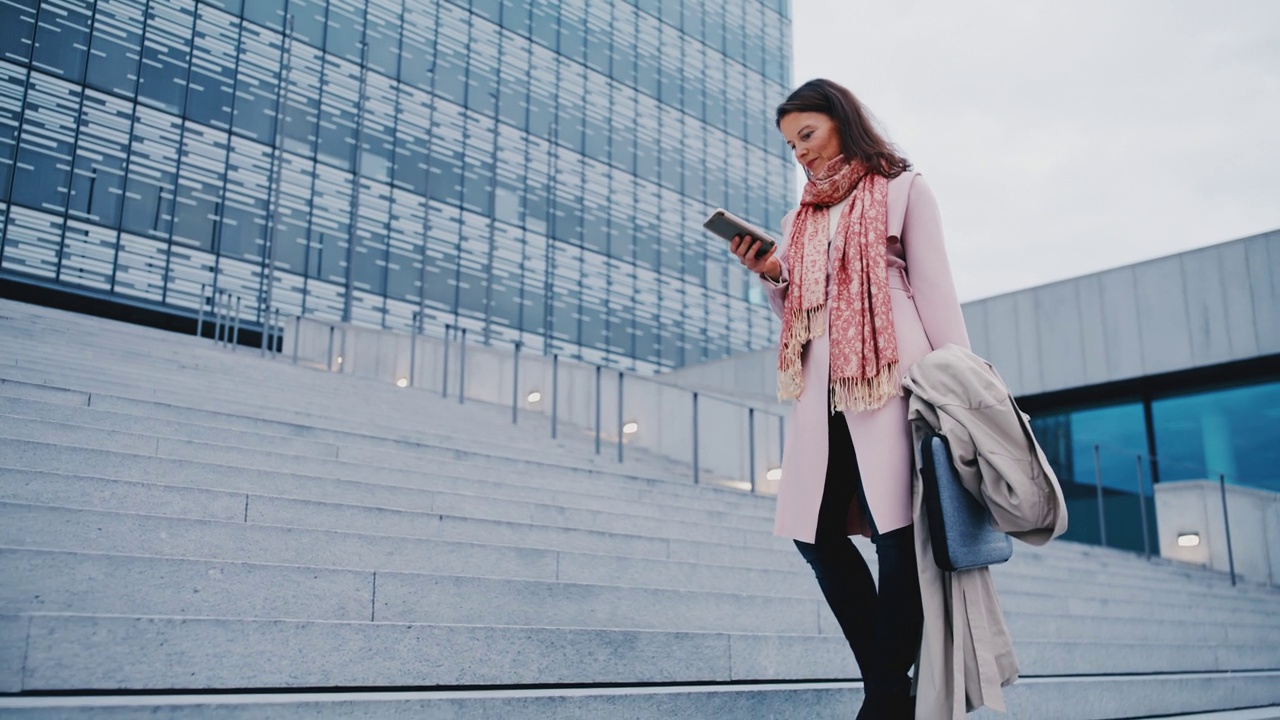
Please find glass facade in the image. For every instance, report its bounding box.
[0,0,795,372]
[1029,376,1280,553]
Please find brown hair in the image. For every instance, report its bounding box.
[776,79,911,178]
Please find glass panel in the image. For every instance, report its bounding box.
[466,14,500,116]
[488,221,522,328]
[231,20,283,143]
[279,42,322,156]
[1030,402,1151,551]
[66,90,131,229]
[456,208,490,318]
[31,0,93,83]
[351,175,392,297]
[120,105,180,239]
[315,54,360,171]
[2,205,63,278]
[461,110,495,215]
[0,63,26,201]
[500,0,531,37]
[85,0,146,97]
[557,0,586,63]
[530,0,557,51]
[385,185,426,303]
[399,0,437,89]
[423,199,460,312]
[427,98,464,205]
[363,0,402,78]
[433,4,469,104]
[186,5,238,129]
[392,84,432,194]
[112,231,169,300]
[325,0,365,63]
[58,218,116,289]
[497,33,529,128]
[306,164,355,285]
[526,43,556,139]
[136,0,195,115]
[171,121,229,252]
[11,71,79,214]
[219,135,271,261]
[610,3,636,87]
[287,0,328,50]
[0,0,38,65]
[1152,380,1280,492]
[358,71,395,182]
[267,152,314,275]
[584,0,611,75]
[243,0,286,31]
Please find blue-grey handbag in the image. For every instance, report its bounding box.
[920,431,1013,572]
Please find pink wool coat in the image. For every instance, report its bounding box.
[763,172,970,542]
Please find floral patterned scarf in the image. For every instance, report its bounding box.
[778,156,900,413]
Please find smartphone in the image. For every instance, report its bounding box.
[703,208,778,260]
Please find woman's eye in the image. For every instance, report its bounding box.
[800,132,811,141]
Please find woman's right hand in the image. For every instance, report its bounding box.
[730,234,782,281]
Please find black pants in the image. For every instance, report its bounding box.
[794,412,923,715]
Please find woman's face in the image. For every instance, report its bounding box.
[779,112,841,176]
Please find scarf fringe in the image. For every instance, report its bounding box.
[830,361,902,414]
[777,304,826,400]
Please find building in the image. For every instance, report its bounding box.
[0,0,794,373]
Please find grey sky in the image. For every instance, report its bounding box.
[789,0,1280,301]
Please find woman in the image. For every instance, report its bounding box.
[729,78,970,719]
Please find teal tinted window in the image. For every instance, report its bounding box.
[1152,380,1280,492]
[1031,402,1154,552]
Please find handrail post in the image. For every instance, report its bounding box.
[292,315,301,365]
[441,323,451,398]
[748,407,756,494]
[551,354,559,439]
[616,371,623,463]
[511,341,520,424]
[691,391,699,485]
[326,325,335,372]
[594,365,602,455]
[458,328,467,405]
[1220,473,1237,586]
[260,302,270,357]
[216,291,226,347]
[273,308,281,355]
[1135,455,1151,560]
[1093,444,1108,548]
[231,296,242,350]
[409,312,419,388]
[197,283,207,340]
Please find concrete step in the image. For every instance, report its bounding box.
[0,369,713,491]
[0,402,774,529]
[5,494,1276,636]
[0,428,776,541]
[5,613,1278,693]
[4,467,1275,619]
[0,380,774,518]
[1,677,1278,720]
[5,546,1276,645]
[0,547,823,635]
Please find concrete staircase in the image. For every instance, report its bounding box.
[0,297,1278,719]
